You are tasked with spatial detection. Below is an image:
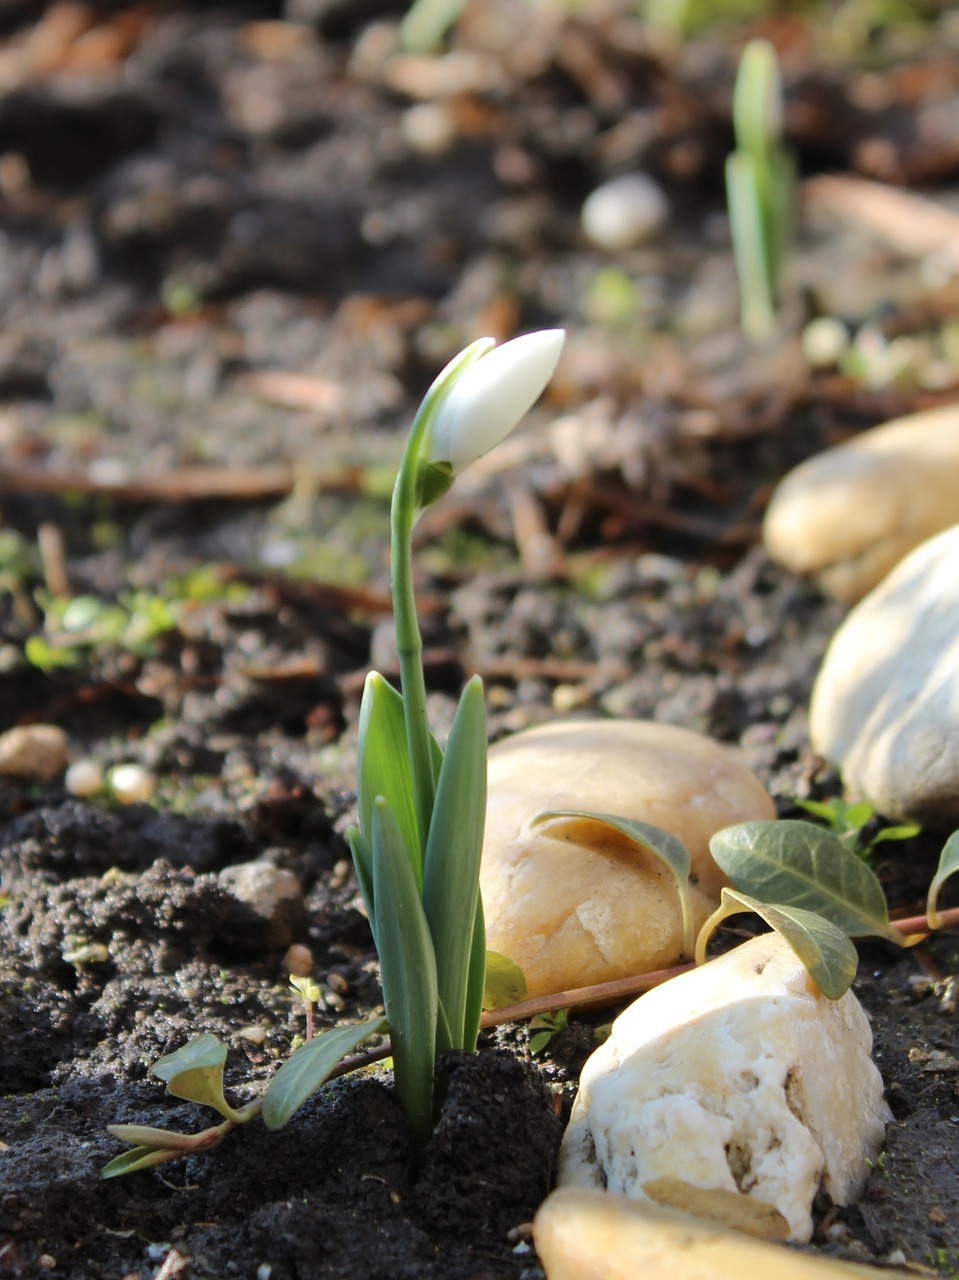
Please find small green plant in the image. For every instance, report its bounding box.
[528,1008,568,1056]
[102,329,565,1173]
[795,796,919,856]
[725,38,794,341]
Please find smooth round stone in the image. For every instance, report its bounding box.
[108,762,156,805]
[581,175,669,251]
[558,933,889,1244]
[0,725,68,781]
[534,1188,892,1280]
[809,524,959,828]
[800,315,850,368]
[480,720,775,997]
[763,402,959,602]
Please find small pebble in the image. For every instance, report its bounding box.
[283,943,314,977]
[801,315,850,368]
[581,174,669,251]
[108,763,156,805]
[65,759,104,798]
[0,724,68,781]
[401,102,456,156]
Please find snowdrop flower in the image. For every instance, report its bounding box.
[424,329,565,474]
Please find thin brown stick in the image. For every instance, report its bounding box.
[324,908,959,1081]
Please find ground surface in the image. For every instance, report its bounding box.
[1,3,959,1278]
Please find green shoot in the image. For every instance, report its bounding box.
[726,39,794,341]
[795,797,920,857]
[290,974,322,1043]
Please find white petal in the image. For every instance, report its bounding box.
[426,329,565,472]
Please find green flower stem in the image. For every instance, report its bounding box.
[389,338,493,852]
[391,455,434,854]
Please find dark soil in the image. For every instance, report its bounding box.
[1,3,959,1278]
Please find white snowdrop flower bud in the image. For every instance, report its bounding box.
[424,329,565,474]
[109,762,156,806]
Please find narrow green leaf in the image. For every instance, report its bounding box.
[357,673,422,887]
[462,896,487,1050]
[795,799,839,824]
[101,1145,181,1179]
[347,824,376,940]
[262,1015,388,1130]
[533,810,695,957]
[698,888,859,1000]
[709,820,898,942]
[927,830,959,929]
[483,949,527,1011]
[528,1032,552,1056]
[726,151,775,341]
[871,823,921,846]
[372,796,438,1144]
[151,1034,242,1122]
[422,675,487,1053]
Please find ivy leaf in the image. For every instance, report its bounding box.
[697,888,859,1000]
[709,820,899,943]
[151,1034,244,1122]
[262,1016,387,1131]
[101,1145,182,1179]
[926,830,959,930]
[483,951,527,1010]
[533,810,695,956]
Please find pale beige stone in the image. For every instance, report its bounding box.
[533,1188,893,1280]
[809,524,959,828]
[480,720,775,998]
[0,724,68,781]
[762,401,959,602]
[559,933,889,1243]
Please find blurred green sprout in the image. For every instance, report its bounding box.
[725,39,794,341]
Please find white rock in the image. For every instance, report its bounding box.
[763,401,959,601]
[480,720,775,997]
[108,763,156,805]
[220,859,305,950]
[65,759,104,797]
[534,1188,893,1280]
[809,524,959,828]
[801,316,850,368]
[559,933,889,1243]
[581,175,669,251]
[0,724,68,781]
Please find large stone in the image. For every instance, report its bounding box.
[533,1189,893,1280]
[559,933,889,1243]
[480,720,775,998]
[809,523,959,828]
[762,402,959,602]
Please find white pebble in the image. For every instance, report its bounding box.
[401,102,456,156]
[65,759,104,798]
[801,316,850,368]
[108,763,156,805]
[581,175,669,251]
